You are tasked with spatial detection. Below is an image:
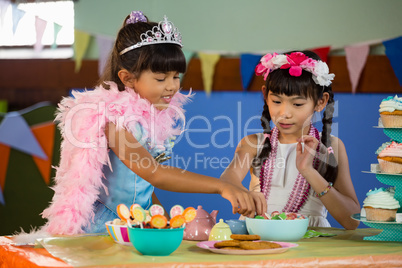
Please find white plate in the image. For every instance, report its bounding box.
[196,240,298,255]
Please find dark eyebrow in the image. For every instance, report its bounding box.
[269,93,307,100]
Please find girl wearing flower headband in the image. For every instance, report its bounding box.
[221,51,360,229]
[31,11,266,236]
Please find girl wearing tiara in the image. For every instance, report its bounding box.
[36,11,266,235]
[221,51,360,229]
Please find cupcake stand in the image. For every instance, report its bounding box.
[352,125,402,242]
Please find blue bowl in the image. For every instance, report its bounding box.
[127,226,184,256]
[225,219,248,234]
[245,217,308,241]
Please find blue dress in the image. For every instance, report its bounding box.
[82,123,174,233]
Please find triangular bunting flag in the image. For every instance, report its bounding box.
[0,143,10,193]
[198,52,220,95]
[34,16,47,53]
[345,44,369,93]
[0,112,47,159]
[240,54,261,91]
[11,4,25,35]
[310,46,331,63]
[52,22,62,49]
[74,29,91,73]
[0,184,4,206]
[383,36,402,86]
[180,49,195,81]
[31,122,55,185]
[96,34,114,76]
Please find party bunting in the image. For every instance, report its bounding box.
[0,184,4,205]
[11,3,25,35]
[31,122,55,185]
[310,46,331,63]
[180,49,195,82]
[383,36,402,86]
[0,112,47,159]
[240,54,262,91]
[198,52,220,95]
[74,29,91,73]
[0,143,10,200]
[34,16,47,53]
[345,44,369,93]
[52,22,62,49]
[96,34,114,76]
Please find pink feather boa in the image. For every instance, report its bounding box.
[41,82,192,235]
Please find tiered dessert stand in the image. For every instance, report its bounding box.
[352,123,402,242]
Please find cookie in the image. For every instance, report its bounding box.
[230,234,261,241]
[214,240,241,248]
[239,241,282,250]
[219,246,242,250]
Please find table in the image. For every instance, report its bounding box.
[1,227,401,268]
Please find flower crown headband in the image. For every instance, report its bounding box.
[255,52,335,87]
[119,11,183,55]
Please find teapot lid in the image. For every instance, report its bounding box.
[213,219,230,229]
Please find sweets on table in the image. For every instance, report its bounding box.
[254,211,306,220]
[379,95,402,128]
[363,187,400,222]
[112,203,196,229]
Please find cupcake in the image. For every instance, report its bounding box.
[363,187,400,222]
[377,141,402,174]
[379,95,402,128]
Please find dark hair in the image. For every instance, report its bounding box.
[255,50,338,183]
[97,15,186,91]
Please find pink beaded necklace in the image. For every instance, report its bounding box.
[259,123,320,213]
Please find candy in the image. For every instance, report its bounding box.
[170,215,186,228]
[150,215,168,229]
[149,204,165,216]
[182,207,197,223]
[132,207,147,222]
[170,204,184,218]
[116,204,130,221]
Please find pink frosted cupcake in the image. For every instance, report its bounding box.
[379,95,402,128]
[363,187,400,222]
[377,141,402,174]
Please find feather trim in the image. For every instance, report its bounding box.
[38,82,193,235]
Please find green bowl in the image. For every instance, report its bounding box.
[127,226,184,256]
[246,217,309,242]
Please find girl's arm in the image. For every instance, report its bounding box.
[220,134,267,214]
[296,136,360,230]
[106,122,264,217]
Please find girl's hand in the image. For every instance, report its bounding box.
[296,135,319,175]
[220,182,266,218]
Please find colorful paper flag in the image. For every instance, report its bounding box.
[0,112,47,160]
[345,44,369,93]
[74,30,91,73]
[0,143,10,195]
[198,52,220,95]
[11,3,25,35]
[180,49,195,81]
[34,16,47,53]
[96,34,114,76]
[383,36,402,86]
[52,22,62,49]
[240,54,261,91]
[310,46,331,63]
[31,122,55,185]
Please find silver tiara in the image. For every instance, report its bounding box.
[119,15,182,55]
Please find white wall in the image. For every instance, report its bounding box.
[75,0,402,57]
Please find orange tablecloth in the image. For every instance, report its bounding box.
[1,228,402,268]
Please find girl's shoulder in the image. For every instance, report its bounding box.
[237,133,264,156]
